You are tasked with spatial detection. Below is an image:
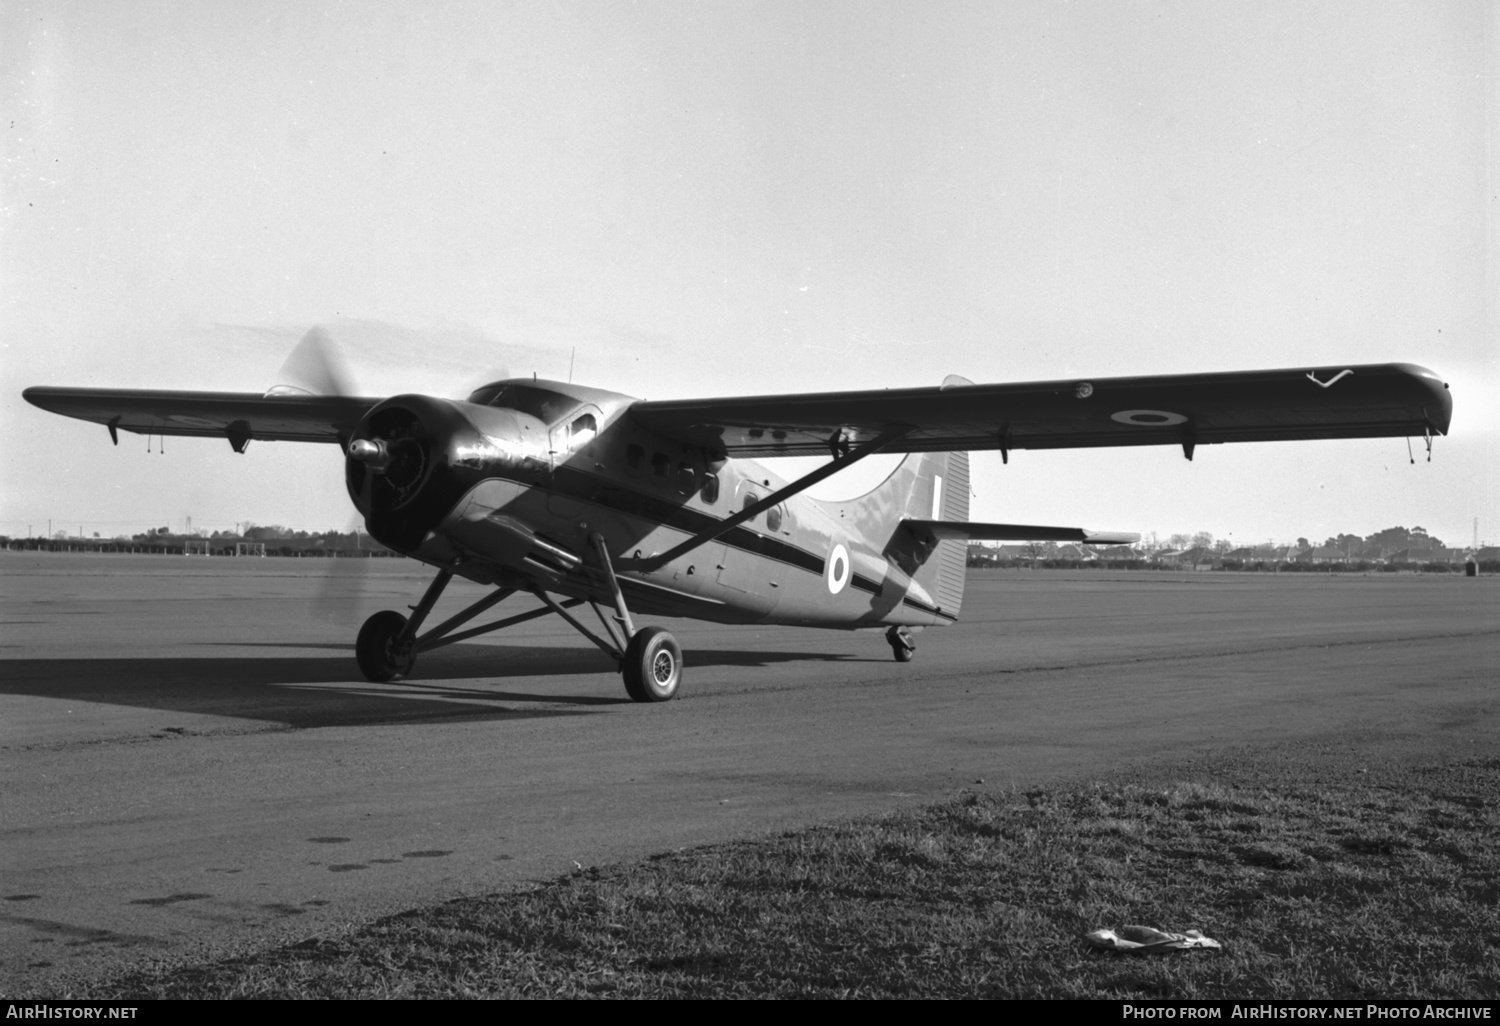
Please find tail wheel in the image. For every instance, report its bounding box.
[356,610,416,682]
[622,626,682,702]
[886,625,916,663]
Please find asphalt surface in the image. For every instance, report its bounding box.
[2,553,1496,995]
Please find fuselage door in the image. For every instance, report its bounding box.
[715,477,777,615]
[546,405,602,519]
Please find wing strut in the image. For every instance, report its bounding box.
[634,424,913,572]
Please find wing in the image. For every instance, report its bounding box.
[902,520,1139,545]
[628,363,1451,458]
[21,387,381,448]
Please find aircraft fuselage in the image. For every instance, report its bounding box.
[345,379,956,630]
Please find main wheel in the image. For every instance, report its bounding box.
[887,625,916,663]
[356,610,416,683]
[622,626,682,702]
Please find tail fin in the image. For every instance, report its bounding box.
[828,448,970,620]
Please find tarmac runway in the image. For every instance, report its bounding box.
[2,552,1496,994]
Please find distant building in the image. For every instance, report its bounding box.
[1297,546,1348,564]
[1225,546,1293,563]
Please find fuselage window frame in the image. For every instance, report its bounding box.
[567,413,597,454]
[625,443,645,477]
[700,472,720,505]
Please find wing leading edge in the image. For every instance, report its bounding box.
[628,363,1451,458]
[21,387,380,449]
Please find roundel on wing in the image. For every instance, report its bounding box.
[1111,409,1188,426]
[826,542,850,595]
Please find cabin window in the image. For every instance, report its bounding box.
[625,444,644,476]
[676,463,696,496]
[700,473,720,505]
[567,413,597,452]
[741,491,759,523]
[766,505,783,533]
[651,452,671,486]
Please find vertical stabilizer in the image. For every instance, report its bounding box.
[826,447,971,622]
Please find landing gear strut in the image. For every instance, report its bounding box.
[887,625,916,663]
[350,536,681,703]
[589,533,680,702]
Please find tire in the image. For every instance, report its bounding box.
[356,609,415,683]
[622,626,682,702]
[886,625,915,663]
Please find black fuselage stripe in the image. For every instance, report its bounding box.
[476,464,937,608]
[550,465,830,575]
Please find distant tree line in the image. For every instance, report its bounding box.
[2,523,395,557]
[967,524,1490,573]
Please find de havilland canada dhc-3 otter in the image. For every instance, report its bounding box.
[23,339,1452,702]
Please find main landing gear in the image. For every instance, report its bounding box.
[351,534,682,703]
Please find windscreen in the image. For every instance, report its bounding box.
[464,383,579,425]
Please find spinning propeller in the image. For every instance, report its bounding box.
[274,325,509,631]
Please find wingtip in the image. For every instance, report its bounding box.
[1393,363,1454,435]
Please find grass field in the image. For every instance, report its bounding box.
[80,740,1500,1000]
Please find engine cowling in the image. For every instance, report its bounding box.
[345,394,529,553]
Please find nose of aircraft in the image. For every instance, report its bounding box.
[346,395,524,553]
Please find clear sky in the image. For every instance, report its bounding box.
[3,1,1495,547]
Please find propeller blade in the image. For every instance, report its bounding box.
[308,515,384,631]
[271,325,359,397]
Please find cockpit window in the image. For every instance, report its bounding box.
[567,413,597,452]
[465,383,579,425]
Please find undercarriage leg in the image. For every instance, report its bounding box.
[355,567,454,683]
[588,532,680,703]
[591,532,636,640]
[533,589,625,662]
[355,569,515,683]
[397,569,453,645]
[589,600,629,654]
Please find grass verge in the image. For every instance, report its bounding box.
[84,747,1500,999]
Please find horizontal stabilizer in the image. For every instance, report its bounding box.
[902,520,1140,545]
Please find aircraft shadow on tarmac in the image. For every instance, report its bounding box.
[0,642,865,729]
[213,639,868,673]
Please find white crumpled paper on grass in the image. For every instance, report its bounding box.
[1084,925,1221,953]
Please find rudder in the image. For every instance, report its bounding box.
[930,449,969,617]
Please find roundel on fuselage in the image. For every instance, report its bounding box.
[826,542,850,595]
